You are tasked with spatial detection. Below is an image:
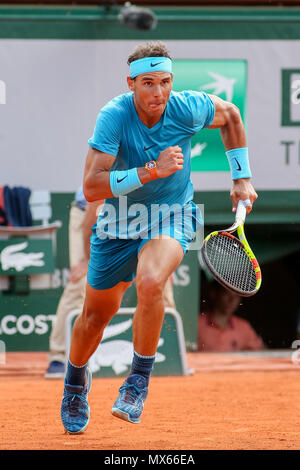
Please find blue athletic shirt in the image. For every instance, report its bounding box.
[88,90,215,238]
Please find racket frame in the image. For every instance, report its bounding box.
[201,202,262,297]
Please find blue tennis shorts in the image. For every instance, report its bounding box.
[87,201,202,290]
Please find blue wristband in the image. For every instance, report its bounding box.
[226,147,252,180]
[110,168,143,197]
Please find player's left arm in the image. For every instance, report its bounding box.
[206,94,258,213]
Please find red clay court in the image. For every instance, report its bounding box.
[1,351,300,451]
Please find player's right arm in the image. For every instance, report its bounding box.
[83,146,184,202]
[83,147,115,201]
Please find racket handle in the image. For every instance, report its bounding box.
[235,199,250,223]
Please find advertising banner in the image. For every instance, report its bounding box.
[173,59,247,172]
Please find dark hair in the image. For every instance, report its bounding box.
[127,41,172,65]
[202,280,240,313]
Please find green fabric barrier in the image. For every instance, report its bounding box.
[195,190,300,264]
[194,190,300,225]
[1,6,300,40]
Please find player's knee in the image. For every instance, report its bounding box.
[136,271,164,300]
[81,307,108,334]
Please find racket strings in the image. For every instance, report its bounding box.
[205,234,257,294]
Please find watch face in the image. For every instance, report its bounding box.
[147,161,156,169]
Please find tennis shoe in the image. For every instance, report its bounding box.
[111,374,148,424]
[61,367,92,434]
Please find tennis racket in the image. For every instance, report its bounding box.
[200,199,262,297]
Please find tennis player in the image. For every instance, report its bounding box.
[61,41,258,433]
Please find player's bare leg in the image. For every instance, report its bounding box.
[111,236,183,424]
[134,236,183,355]
[61,280,131,434]
[69,281,131,365]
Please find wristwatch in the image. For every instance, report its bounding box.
[145,160,159,180]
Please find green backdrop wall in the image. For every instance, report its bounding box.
[1,4,300,351]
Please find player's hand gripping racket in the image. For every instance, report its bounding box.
[201,199,262,297]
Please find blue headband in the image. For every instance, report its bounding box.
[130,56,172,78]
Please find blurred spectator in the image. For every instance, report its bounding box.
[45,187,101,378]
[198,280,264,352]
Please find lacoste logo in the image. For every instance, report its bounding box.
[117,175,127,183]
[234,158,241,171]
[0,241,45,272]
[150,61,164,67]
[144,145,154,151]
[88,319,165,375]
